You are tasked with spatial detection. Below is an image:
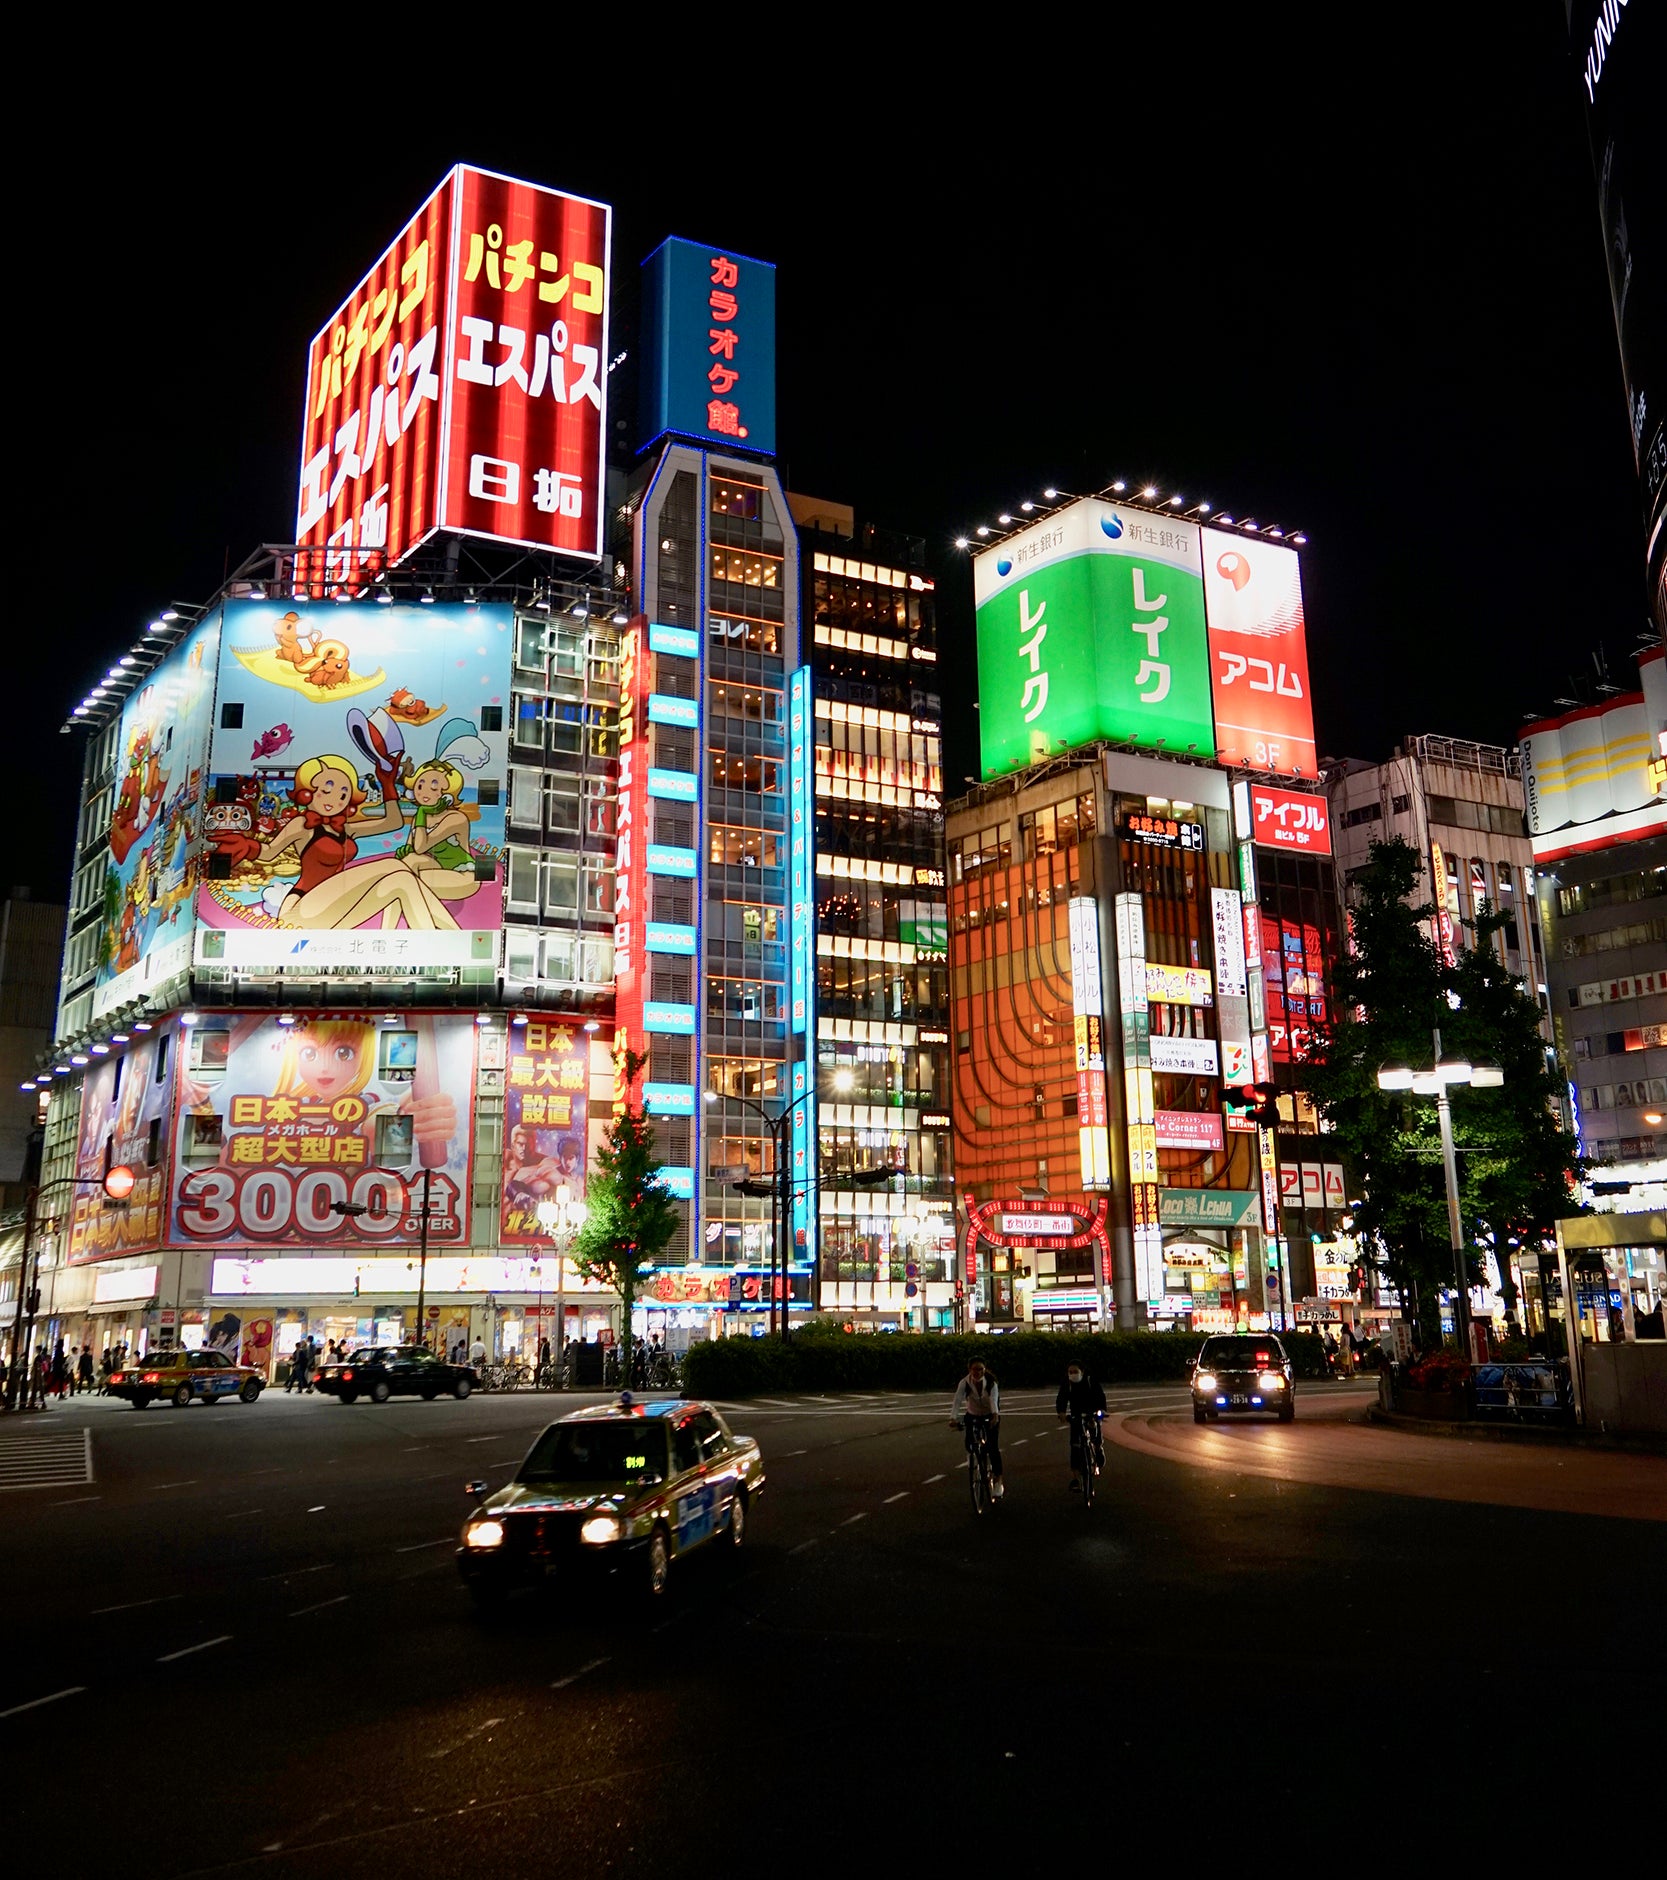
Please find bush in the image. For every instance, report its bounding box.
[683,1325,1329,1398]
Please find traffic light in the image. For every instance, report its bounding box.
[1224,1083,1282,1128]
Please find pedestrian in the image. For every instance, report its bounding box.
[51,1339,69,1399]
[538,1335,551,1373]
[468,1333,486,1371]
[77,1345,94,1395]
[296,1335,314,1393]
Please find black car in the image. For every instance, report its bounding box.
[314,1344,475,1405]
[1190,1333,1295,1422]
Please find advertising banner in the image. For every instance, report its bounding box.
[1148,1035,1218,1077]
[1201,529,1317,779]
[196,600,509,966]
[974,500,1212,777]
[501,1019,589,1244]
[1210,888,1248,997]
[67,1030,178,1264]
[1520,686,1665,859]
[94,620,222,1018]
[298,165,610,581]
[1250,784,1330,854]
[1154,1109,1225,1152]
[1159,1188,1260,1228]
[640,236,776,455]
[1146,962,1214,1007]
[169,1014,476,1249]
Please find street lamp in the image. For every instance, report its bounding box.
[1377,1028,1505,1354]
[534,1183,586,1378]
[704,1079,823,1340]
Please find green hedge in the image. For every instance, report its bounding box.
[684,1327,1329,1398]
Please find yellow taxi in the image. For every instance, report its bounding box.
[458,1394,764,1609]
[109,1347,265,1410]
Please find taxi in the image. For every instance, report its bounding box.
[457,1395,764,1609]
[109,1346,265,1410]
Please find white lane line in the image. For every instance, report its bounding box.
[157,1635,231,1663]
[289,1595,350,1618]
[550,1656,609,1690]
[224,1508,265,1519]
[91,1593,183,1616]
[788,1539,819,1556]
[922,1473,945,1485]
[151,1480,199,1491]
[0,1686,85,1720]
[840,1512,867,1526]
[883,1491,909,1504]
[49,1495,101,1507]
[464,1436,500,1444]
[782,1449,808,1458]
[306,1505,326,1513]
[256,1563,334,1583]
[394,1537,454,1554]
[402,1446,428,1452]
[428,1715,506,1759]
[1014,1438,1029,1447]
[249,1467,286,1476]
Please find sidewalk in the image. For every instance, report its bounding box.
[1367,1404,1667,1456]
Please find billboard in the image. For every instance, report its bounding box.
[1201,529,1317,779]
[1519,659,1666,860]
[501,1019,589,1245]
[93,618,221,1018]
[974,501,1212,777]
[196,600,509,968]
[640,237,776,456]
[66,1029,178,1264]
[169,1014,476,1249]
[298,165,611,578]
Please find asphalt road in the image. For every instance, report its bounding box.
[4,1380,1664,1874]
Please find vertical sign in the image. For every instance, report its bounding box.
[640,236,777,456]
[1212,884,1254,1092]
[613,620,648,1107]
[1430,841,1458,967]
[501,1021,589,1243]
[1067,897,1111,1187]
[1202,528,1318,778]
[1257,1125,1280,1234]
[1115,892,1163,1304]
[788,666,814,1035]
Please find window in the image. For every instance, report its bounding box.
[1342,802,1381,829]
[189,1027,230,1074]
[220,703,244,729]
[374,1112,414,1163]
[379,1031,417,1081]
[710,682,782,723]
[709,826,781,868]
[707,1058,782,1099]
[706,977,784,1021]
[479,705,503,733]
[708,749,780,794]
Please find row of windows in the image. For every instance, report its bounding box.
[709,750,780,794]
[507,769,613,838]
[813,573,931,638]
[1555,866,1667,918]
[1427,794,1525,838]
[709,824,782,869]
[505,851,612,920]
[710,547,781,590]
[1556,915,1667,959]
[513,695,615,760]
[710,682,781,724]
[503,928,614,989]
[1581,1078,1666,1112]
[817,958,947,1023]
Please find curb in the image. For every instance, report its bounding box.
[1367,1406,1667,1457]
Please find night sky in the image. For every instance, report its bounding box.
[18,13,1655,903]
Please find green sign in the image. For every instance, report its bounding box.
[974,500,1214,777]
[1158,1187,1261,1228]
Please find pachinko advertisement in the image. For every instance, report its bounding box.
[94,619,221,1017]
[169,1013,476,1249]
[67,1029,179,1264]
[500,1019,590,1245]
[197,600,509,969]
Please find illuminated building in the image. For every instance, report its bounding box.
[790,496,955,1327]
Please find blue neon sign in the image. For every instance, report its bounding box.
[644,1002,697,1034]
[646,845,698,877]
[649,622,700,659]
[644,1083,696,1116]
[639,236,777,457]
[645,922,697,955]
[658,1166,695,1200]
[648,693,700,729]
[647,768,699,802]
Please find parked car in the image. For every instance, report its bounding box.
[1190,1333,1296,1422]
[458,1395,765,1609]
[108,1347,264,1410]
[314,1345,475,1405]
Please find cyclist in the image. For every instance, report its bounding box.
[1056,1362,1107,1493]
[950,1359,1005,1501]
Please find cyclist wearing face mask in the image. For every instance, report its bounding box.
[1056,1362,1107,1493]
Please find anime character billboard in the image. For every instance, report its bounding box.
[500,1019,589,1244]
[168,1013,476,1248]
[67,1028,179,1264]
[96,620,221,1013]
[197,601,510,964]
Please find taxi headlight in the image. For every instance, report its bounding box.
[463,1519,504,1550]
[1259,1371,1284,1391]
[580,1513,623,1546]
[1194,1372,1217,1393]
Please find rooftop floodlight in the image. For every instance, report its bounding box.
[277,1013,296,1026]
[1376,1063,1415,1091]
[73,706,89,716]
[70,1053,89,1066]
[1168,493,1184,506]
[1217,514,1235,525]
[1435,1056,1472,1085]
[1468,1062,1504,1088]
[997,513,1012,525]
[376,589,393,603]
[161,609,181,621]
[1291,532,1308,545]
[1043,487,1059,500]
[1111,480,1127,492]
[1020,501,1034,513]
[954,536,970,550]
[420,590,435,604]
[1267,526,1284,537]
[1141,485,1157,499]
[975,525,990,537]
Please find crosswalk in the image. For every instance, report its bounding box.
[0,1422,94,1491]
[714,1387,1189,1418]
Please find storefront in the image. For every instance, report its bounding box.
[962,1200,1113,1328]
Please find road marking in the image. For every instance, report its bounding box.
[782,1449,807,1457]
[92,1593,183,1616]
[841,1512,867,1526]
[289,1595,350,1618]
[256,1562,334,1583]
[788,1539,819,1556]
[550,1656,609,1690]
[249,1467,286,1476]
[0,1426,94,1493]
[224,1508,264,1519]
[1014,1439,1029,1447]
[157,1635,231,1663]
[923,1473,945,1485]
[465,1435,500,1444]
[394,1538,454,1553]
[307,1505,326,1513]
[883,1491,909,1504]
[0,1686,85,1719]
[49,1495,101,1507]
[428,1715,506,1759]
[403,1446,428,1452]
[151,1480,199,1491]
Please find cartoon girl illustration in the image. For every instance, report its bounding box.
[210,740,459,932]
[394,758,479,905]
[504,1124,564,1206]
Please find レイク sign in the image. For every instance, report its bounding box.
[1251,785,1330,854]
[299,164,611,581]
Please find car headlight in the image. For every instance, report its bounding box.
[463,1519,504,1549]
[1194,1372,1217,1393]
[580,1513,623,1546]
[1259,1371,1284,1391]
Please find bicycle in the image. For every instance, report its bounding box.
[957,1416,996,1515]
[1068,1409,1104,1508]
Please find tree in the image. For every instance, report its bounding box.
[1305,839,1581,1344]
[570,1051,680,1340]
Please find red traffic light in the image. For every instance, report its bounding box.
[104,1164,136,1201]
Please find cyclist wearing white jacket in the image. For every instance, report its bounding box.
[950,1360,1004,1499]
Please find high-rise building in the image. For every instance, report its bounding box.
[790,496,955,1328]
